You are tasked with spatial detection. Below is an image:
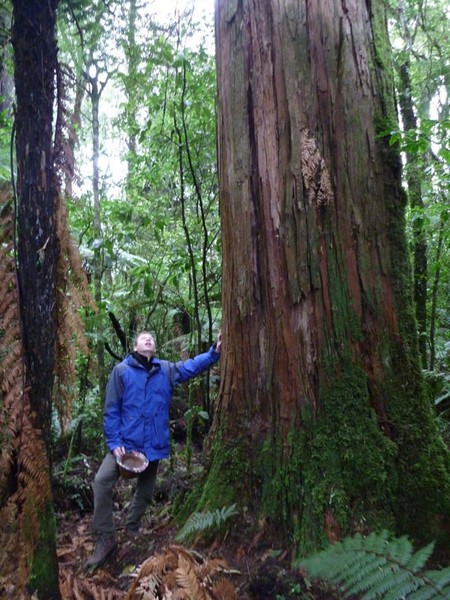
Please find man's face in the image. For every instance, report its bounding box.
[134,333,156,356]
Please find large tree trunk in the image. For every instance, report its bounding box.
[203,0,450,552]
[12,0,61,596]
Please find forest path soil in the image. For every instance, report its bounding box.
[55,449,342,599]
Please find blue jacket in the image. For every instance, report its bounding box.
[103,347,220,461]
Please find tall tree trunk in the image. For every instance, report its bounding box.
[175,109,202,351]
[429,217,445,370]
[125,0,137,187]
[180,56,215,412]
[89,74,107,402]
[202,0,450,553]
[397,0,428,367]
[12,0,61,597]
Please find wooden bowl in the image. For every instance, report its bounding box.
[116,452,149,479]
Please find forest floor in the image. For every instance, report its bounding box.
[54,442,345,600]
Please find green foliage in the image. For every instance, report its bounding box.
[175,503,238,542]
[0,107,12,182]
[387,0,450,370]
[55,1,221,454]
[176,433,248,530]
[299,530,450,599]
[59,2,221,356]
[53,455,95,513]
[184,393,209,471]
[423,370,450,415]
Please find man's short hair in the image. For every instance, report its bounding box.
[133,331,155,349]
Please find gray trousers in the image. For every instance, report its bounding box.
[92,452,159,535]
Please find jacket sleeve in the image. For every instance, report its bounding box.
[103,364,124,451]
[169,346,220,386]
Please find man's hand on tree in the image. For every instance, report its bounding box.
[215,330,222,353]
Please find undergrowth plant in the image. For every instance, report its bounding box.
[176,504,238,542]
[298,530,450,599]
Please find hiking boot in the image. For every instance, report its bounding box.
[125,524,140,539]
[85,534,117,568]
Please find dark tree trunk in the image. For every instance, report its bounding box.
[200,0,450,553]
[13,0,59,440]
[12,0,61,597]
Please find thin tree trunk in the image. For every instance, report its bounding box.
[180,56,215,412]
[397,0,428,367]
[429,217,445,370]
[174,108,202,350]
[89,74,107,402]
[125,0,137,196]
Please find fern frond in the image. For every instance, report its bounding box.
[407,542,436,572]
[386,535,413,564]
[175,553,209,600]
[299,530,450,599]
[425,569,450,589]
[345,560,390,597]
[211,578,239,600]
[197,558,229,581]
[372,529,392,552]
[364,567,413,599]
[176,503,238,542]
[343,554,387,594]
[135,573,161,599]
[125,545,238,599]
[408,585,440,600]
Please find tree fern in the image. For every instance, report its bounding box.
[176,504,238,542]
[298,530,450,599]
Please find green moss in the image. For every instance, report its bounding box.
[258,430,304,544]
[310,369,397,533]
[172,480,203,525]
[377,365,450,542]
[176,430,249,526]
[28,502,60,599]
[370,2,394,73]
[190,350,450,554]
[200,439,247,507]
[258,364,398,556]
[376,162,450,542]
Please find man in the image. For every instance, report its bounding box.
[86,330,221,568]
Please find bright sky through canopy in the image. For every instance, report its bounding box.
[77,0,216,197]
[152,0,214,22]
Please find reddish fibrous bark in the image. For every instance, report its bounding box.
[210,0,450,546]
[216,0,401,440]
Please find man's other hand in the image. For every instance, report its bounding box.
[113,446,126,458]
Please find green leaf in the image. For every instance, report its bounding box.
[143,277,153,298]
[438,147,450,161]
